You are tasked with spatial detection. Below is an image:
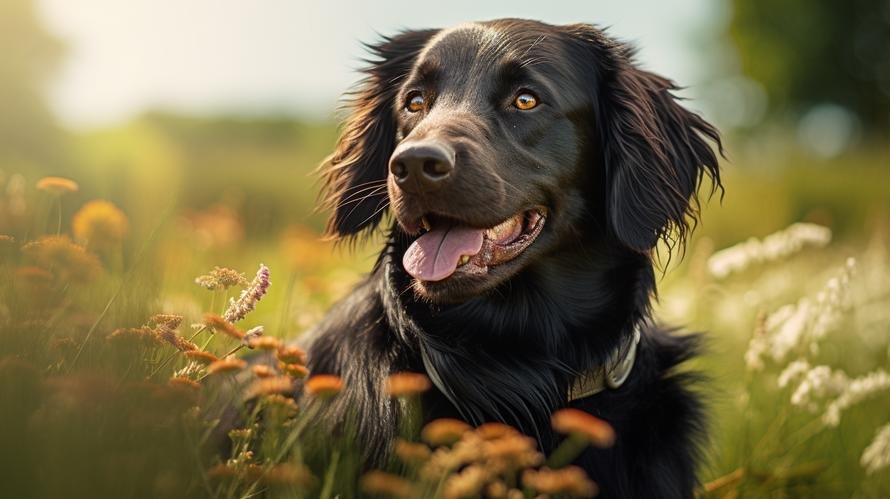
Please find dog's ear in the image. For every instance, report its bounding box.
[571,26,722,252]
[319,29,438,240]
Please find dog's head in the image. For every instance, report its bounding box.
[320,20,721,303]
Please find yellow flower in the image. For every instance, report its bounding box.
[36,176,79,195]
[72,200,128,251]
[22,235,101,283]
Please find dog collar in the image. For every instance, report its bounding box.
[568,324,641,401]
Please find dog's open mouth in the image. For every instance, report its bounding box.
[402,207,547,282]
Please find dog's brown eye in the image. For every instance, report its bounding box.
[406,92,425,112]
[514,92,538,110]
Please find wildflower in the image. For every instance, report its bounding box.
[278,362,309,378]
[475,422,519,440]
[0,234,15,244]
[823,369,890,426]
[72,200,128,251]
[443,465,489,499]
[202,313,244,340]
[246,375,294,399]
[194,266,248,291]
[247,332,279,350]
[156,323,198,352]
[22,235,101,283]
[276,345,306,364]
[207,357,247,375]
[861,423,890,474]
[482,433,543,470]
[184,350,219,365]
[150,314,184,330]
[387,372,432,397]
[359,471,416,499]
[422,418,473,447]
[252,364,275,378]
[707,223,832,279]
[241,325,265,347]
[394,438,432,464]
[778,360,811,388]
[551,408,616,447]
[305,374,343,397]
[36,176,79,195]
[522,466,598,498]
[223,263,270,323]
[788,365,848,411]
[169,376,201,391]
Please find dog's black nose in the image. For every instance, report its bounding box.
[389,142,454,193]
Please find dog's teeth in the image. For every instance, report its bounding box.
[458,255,470,266]
[421,217,431,231]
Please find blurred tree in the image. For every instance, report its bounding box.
[0,0,65,165]
[729,0,890,136]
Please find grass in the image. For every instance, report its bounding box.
[0,115,888,497]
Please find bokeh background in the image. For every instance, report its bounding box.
[1,0,888,497]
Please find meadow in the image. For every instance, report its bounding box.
[1,113,888,498]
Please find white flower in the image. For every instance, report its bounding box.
[823,369,890,426]
[861,423,890,474]
[708,223,832,279]
[778,360,811,388]
[789,365,848,411]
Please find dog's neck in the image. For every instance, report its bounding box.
[376,228,654,438]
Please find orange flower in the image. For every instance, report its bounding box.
[475,422,519,440]
[252,364,275,378]
[522,466,598,498]
[22,235,101,283]
[36,176,79,195]
[421,418,473,447]
[184,350,219,364]
[207,357,247,375]
[304,374,343,397]
[246,375,295,399]
[72,200,128,251]
[169,376,202,391]
[202,313,244,340]
[394,438,432,464]
[276,345,306,364]
[551,408,615,447]
[278,362,309,378]
[387,372,432,397]
[359,471,416,499]
[248,336,280,350]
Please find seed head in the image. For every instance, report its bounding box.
[36,176,79,195]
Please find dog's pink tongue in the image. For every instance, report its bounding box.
[403,225,484,281]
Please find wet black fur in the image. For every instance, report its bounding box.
[303,19,722,498]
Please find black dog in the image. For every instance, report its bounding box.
[304,19,722,498]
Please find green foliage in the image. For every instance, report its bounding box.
[728,0,890,134]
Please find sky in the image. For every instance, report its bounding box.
[39,0,728,128]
